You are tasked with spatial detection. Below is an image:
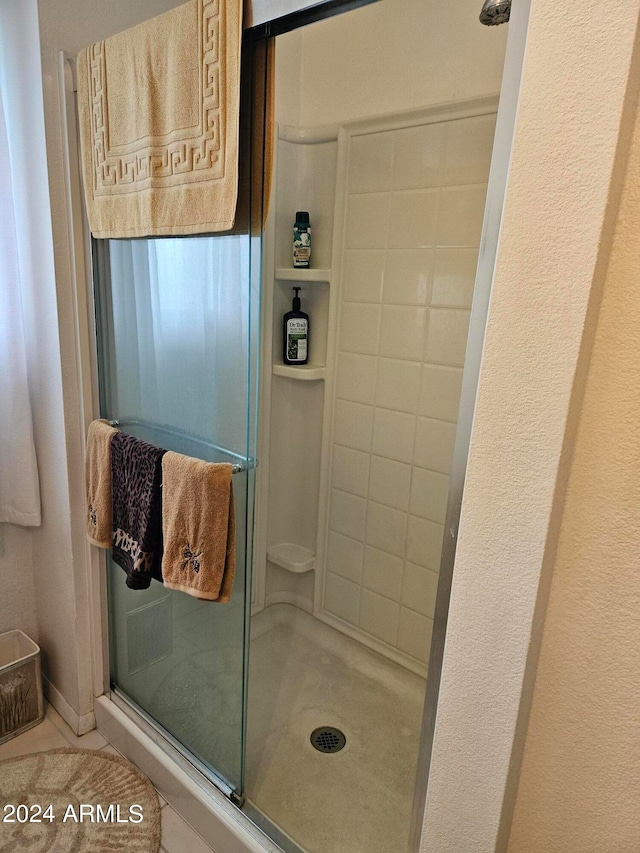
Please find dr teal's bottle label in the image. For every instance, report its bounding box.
[286,318,308,361]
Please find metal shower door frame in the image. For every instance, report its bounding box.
[78,24,271,805]
[409,1,532,848]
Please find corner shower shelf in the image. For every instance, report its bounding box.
[267,543,315,573]
[275,268,331,283]
[272,362,326,381]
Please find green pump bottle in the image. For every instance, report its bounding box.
[283,287,309,365]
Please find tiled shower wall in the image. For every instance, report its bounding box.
[322,112,496,672]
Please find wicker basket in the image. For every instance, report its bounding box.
[0,630,44,744]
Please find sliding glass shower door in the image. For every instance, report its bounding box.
[94,229,260,799]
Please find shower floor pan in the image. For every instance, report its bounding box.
[246,603,426,853]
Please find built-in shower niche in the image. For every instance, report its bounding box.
[265,374,324,612]
[272,273,330,379]
[265,270,330,612]
[260,127,338,613]
[273,134,337,272]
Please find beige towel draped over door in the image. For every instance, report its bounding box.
[77,0,242,238]
[161,452,236,602]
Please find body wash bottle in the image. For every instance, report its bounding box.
[283,287,309,365]
[293,212,311,268]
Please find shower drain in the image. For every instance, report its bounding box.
[310,726,346,753]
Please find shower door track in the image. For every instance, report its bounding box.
[110,687,240,804]
[108,689,305,853]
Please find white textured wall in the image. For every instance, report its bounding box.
[506,91,640,853]
[37,0,182,53]
[294,0,507,126]
[0,526,37,638]
[421,0,640,849]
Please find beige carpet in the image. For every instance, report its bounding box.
[0,747,161,852]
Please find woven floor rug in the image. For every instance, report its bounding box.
[0,747,161,852]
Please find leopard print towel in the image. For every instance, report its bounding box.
[111,432,166,589]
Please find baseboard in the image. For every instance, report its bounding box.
[42,675,95,736]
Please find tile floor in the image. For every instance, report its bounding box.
[0,703,217,853]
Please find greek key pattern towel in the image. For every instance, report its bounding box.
[77,0,242,238]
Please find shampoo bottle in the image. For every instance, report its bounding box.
[293,211,311,268]
[283,287,309,365]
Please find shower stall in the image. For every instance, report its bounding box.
[85,2,512,851]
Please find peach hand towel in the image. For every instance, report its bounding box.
[161,452,236,601]
[85,418,118,547]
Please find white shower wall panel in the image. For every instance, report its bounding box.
[321,110,497,674]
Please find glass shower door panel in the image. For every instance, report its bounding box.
[97,234,256,795]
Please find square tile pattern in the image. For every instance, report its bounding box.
[324,112,496,665]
